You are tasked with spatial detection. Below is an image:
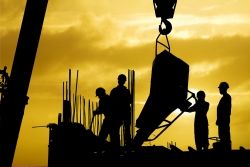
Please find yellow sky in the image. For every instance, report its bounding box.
[1,0,250,166]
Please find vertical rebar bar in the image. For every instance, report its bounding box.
[79,95,82,124]
[83,97,86,127]
[72,93,75,122]
[95,103,100,136]
[92,101,95,134]
[66,81,68,101]
[63,82,64,101]
[69,69,71,111]
[74,70,79,123]
[76,95,78,123]
[88,99,91,129]
[131,70,135,139]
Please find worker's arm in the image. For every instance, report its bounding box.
[93,108,102,115]
[186,103,197,113]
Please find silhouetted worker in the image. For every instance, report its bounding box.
[93,87,112,142]
[216,82,232,151]
[187,91,209,151]
[0,66,9,87]
[0,66,9,100]
[110,74,132,147]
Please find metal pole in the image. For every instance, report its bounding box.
[88,99,91,129]
[72,93,75,122]
[79,95,82,124]
[83,97,86,127]
[92,101,95,133]
[0,1,48,166]
[131,70,135,139]
[96,102,99,135]
[66,81,68,101]
[69,69,72,121]
[63,82,64,101]
[74,70,79,123]
[76,95,79,123]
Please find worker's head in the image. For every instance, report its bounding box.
[96,87,106,98]
[118,74,126,85]
[218,82,229,94]
[197,90,206,101]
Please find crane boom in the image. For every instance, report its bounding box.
[0,0,48,166]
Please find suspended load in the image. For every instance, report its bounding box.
[133,50,190,146]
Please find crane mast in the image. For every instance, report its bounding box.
[0,0,48,166]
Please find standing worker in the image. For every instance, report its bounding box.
[0,66,9,86]
[187,90,210,151]
[0,66,9,101]
[110,74,132,147]
[216,82,232,151]
[94,87,112,142]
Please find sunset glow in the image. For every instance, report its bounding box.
[1,0,250,166]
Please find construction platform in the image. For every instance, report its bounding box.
[47,123,250,166]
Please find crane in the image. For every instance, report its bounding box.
[0,0,48,166]
[131,0,194,147]
[153,0,177,52]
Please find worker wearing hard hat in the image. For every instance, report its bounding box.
[216,82,232,151]
[94,87,112,143]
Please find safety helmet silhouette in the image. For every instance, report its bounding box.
[197,90,205,99]
[96,87,105,97]
[218,82,229,89]
[118,74,126,82]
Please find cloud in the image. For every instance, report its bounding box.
[0,0,26,25]
[231,80,250,107]
[2,23,250,99]
[233,80,250,92]
[176,0,250,17]
[174,14,250,26]
[190,61,222,77]
[172,14,250,38]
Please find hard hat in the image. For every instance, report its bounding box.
[96,87,105,96]
[218,82,229,89]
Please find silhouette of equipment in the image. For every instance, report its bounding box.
[132,0,194,147]
[47,122,112,167]
[153,0,177,35]
[0,0,48,167]
[154,0,177,54]
[132,50,192,147]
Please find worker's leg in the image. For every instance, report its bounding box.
[218,124,231,151]
[98,118,109,141]
[110,119,122,148]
